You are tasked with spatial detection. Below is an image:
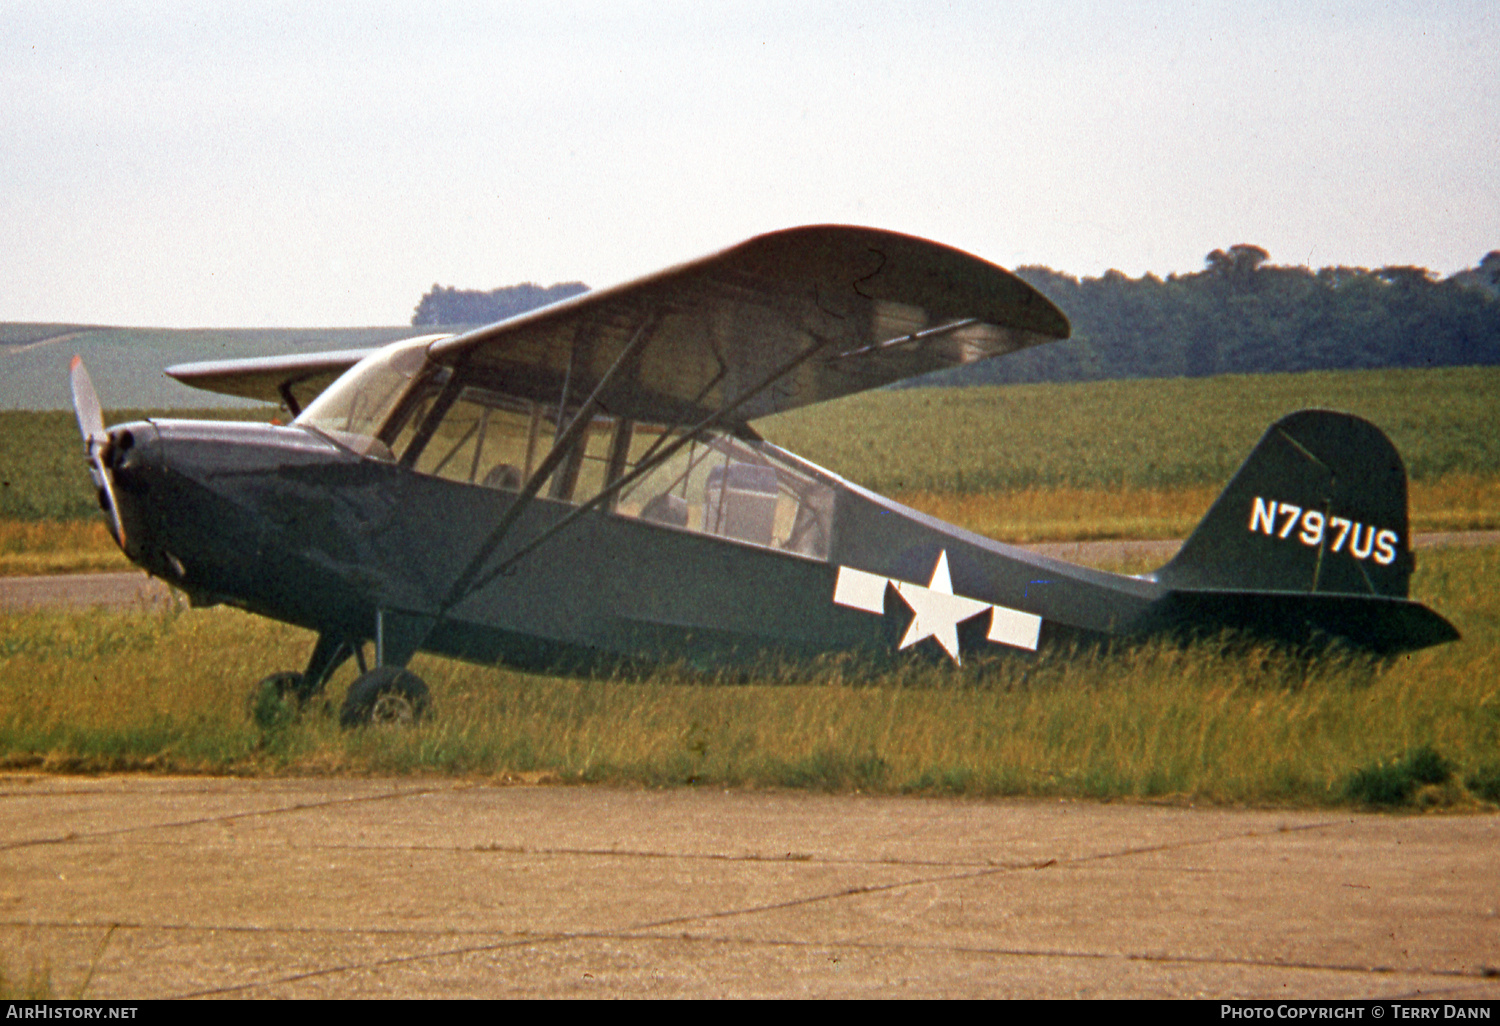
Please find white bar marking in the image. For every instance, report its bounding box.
[988,604,1042,651]
[833,566,890,614]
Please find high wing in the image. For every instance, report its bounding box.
[429,225,1069,425]
[165,226,1068,422]
[165,342,445,414]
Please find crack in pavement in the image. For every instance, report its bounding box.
[0,783,466,852]
[4,783,1341,872]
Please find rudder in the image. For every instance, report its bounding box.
[1156,410,1412,598]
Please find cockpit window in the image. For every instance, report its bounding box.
[295,337,438,458]
[345,360,836,562]
[614,428,834,560]
[403,387,539,488]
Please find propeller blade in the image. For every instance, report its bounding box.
[91,450,127,551]
[70,354,105,444]
[68,355,127,550]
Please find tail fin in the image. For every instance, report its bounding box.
[1156,410,1412,598]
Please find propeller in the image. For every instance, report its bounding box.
[69,355,127,550]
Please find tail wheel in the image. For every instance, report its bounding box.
[339,667,431,728]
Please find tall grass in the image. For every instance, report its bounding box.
[2,545,1494,807]
[0,520,131,575]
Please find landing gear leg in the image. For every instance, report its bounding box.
[299,632,365,702]
[245,631,365,723]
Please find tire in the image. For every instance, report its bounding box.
[247,671,305,728]
[339,667,431,728]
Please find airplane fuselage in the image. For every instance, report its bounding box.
[107,417,1170,675]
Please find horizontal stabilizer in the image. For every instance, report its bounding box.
[1143,590,1459,656]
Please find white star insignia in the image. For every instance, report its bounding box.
[891,551,990,663]
[832,549,1042,665]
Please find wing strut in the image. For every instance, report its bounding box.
[626,360,730,472]
[438,314,657,611]
[827,317,979,361]
[440,328,840,612]
[277,382,302,417]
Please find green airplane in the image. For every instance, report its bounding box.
[69,226,1459,726]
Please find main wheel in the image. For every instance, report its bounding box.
[339,667,431,728]
[247,671,305,727]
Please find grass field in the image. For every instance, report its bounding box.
[760,366,1500,492]
[0,407,280,522]
[3,366,1497,572]
[0,544,1494,807]
[8,366,1499,520]
[889,475,1500,544]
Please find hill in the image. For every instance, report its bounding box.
[0,325,448,410]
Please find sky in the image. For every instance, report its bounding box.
[3,0,1496,328]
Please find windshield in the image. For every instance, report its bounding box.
[295,336,441,457]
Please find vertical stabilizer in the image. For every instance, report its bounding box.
[1155,410,1412,597]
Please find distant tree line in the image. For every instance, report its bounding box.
[412,281,588,327]
[918,247,1500,386]
[417,248,1500,383]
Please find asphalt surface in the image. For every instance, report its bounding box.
[3,532,1496,612]
[1,775,1497,999]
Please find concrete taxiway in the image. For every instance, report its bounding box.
[1,775,1496,999]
